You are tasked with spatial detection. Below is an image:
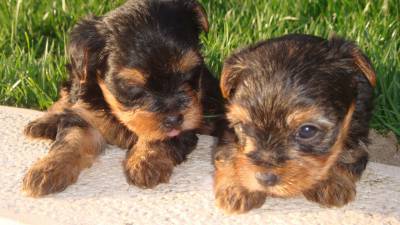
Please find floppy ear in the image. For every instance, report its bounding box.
[191,1,209,33]
[351,48,376,88]
[220,60,245,99]
[67,16,107,82]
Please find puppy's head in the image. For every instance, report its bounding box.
[219,34,376,196]
[67,0,209,141]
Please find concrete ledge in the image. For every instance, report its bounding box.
[0,106,399,225]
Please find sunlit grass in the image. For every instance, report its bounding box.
[0,0,399,138]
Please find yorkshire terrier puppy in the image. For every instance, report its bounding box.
[22,0,223,197]
[213,34,376,214]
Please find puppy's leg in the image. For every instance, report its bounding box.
[123,131,198,188]
[303,169,356,207]
[213,144,266,214]
[24,92,71,141]
[22,111,105,197]
[336,146,369,182]
[24,113,63,140]
[303,147,368,207]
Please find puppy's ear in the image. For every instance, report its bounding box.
[191,1,209,33]
[220,59,246,99]
[351,48,376,88]
[68,16,107,82]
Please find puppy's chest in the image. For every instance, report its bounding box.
[97,115,137,149]
[75,106,137,149]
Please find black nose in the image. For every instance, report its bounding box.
[255,172,279,186]
[163,114,183,128]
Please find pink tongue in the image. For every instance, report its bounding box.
[167,129,181,137]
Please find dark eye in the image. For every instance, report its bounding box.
[127,86,143,97]
[297,124,319,139]
[117,84,147,106]
[116,77,145,99]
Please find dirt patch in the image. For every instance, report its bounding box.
[367,130,400,167]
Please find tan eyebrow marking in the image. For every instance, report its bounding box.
[173,50,201,73]
[118,68,146,85]
[287,107,334,128]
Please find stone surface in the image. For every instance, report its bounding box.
[0,106,399,225]
[367,130,400,167]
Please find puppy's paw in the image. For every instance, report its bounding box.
[124,152,174,188]
[24,115,60,140]
[215,185,266,214]
[22,153,80,197]
[303,178,356,207]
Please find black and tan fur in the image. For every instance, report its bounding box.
[23,0,224,197]
[213,34,376,214]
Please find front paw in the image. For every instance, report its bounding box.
[24,115,60,140]
[123,152,174,188]
[303,178,356,207]
[215,185,266,214]
[22,153,80,197]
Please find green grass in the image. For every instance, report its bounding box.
[0,0,399,138]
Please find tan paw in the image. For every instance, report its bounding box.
[24,115,60,140]
[215,185,266,214]
[22,152,80,197]
[303,178,356,207]
[123,152,174,188]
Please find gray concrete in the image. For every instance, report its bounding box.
[0,106,399,225]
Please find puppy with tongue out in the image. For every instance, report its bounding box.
[22,0,224,197]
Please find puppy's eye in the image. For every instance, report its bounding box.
[124,86,145,100]
[297,124,319,139]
